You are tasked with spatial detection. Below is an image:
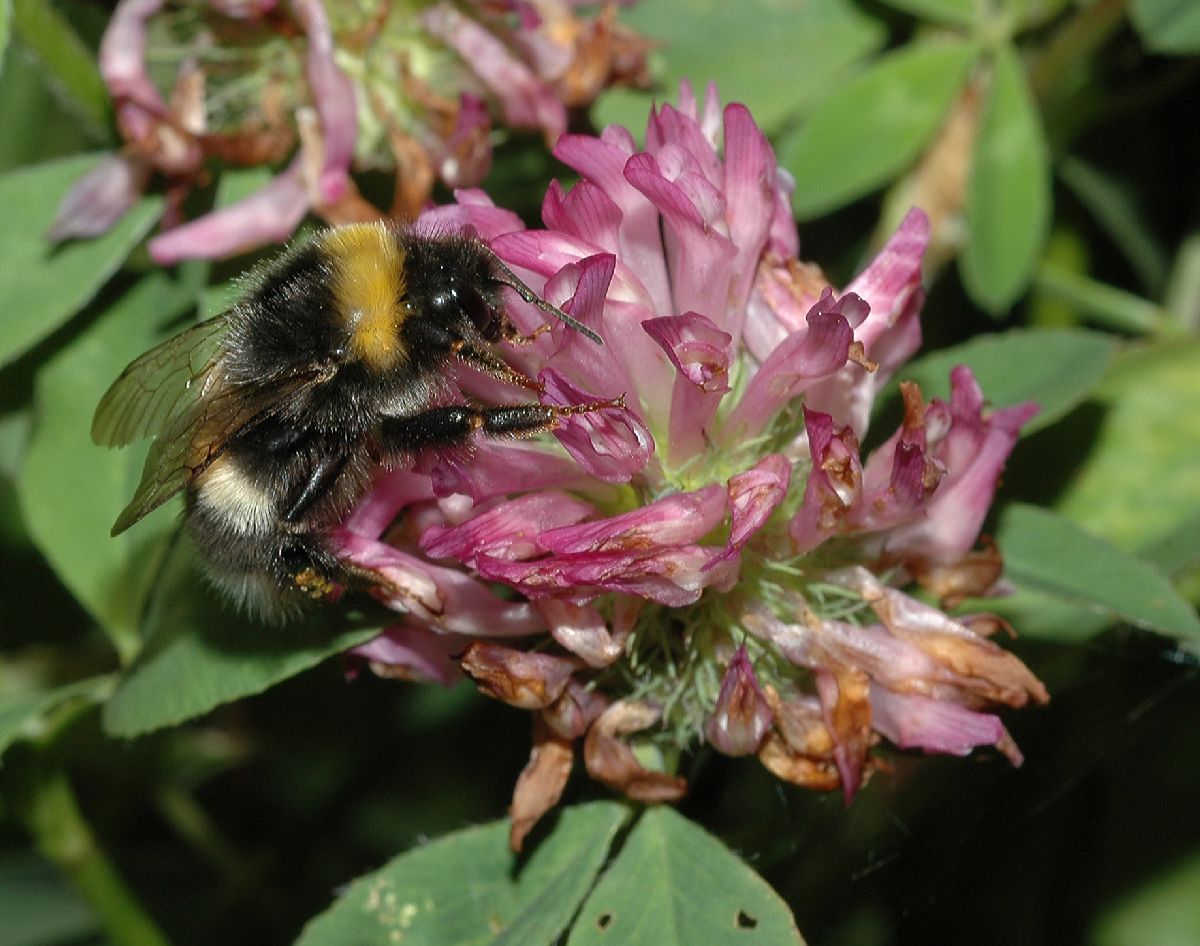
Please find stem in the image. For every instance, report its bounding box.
[1029,0,1129,103]
[18,760,173,946]
[1035,262,1166,335]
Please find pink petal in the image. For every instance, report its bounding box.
[870,686,1011,759]
[349,624,462,687]
[423,3,566,140]
[414,189,527,241]
[540,368,653,483]
[646,102,721,188]
[478,545,736,607]
[641,312,732,462]
[538,598,624,667]
[553,132,671,315]
[788,408,862,554]
[541,180,623,254]
[705,646,773,756]
[420,491,596,564]
[721,104,778,336]
[624,150,735,325]
[710,453,791,566]
[428,441,601,502]
[100,0,168,144]
[331,532,544,636]
[536,483,726,554]
[48,154,150,242]
[884,367,1037,564]
[804,209,930,438]
[342,470,436,538]
[722,289,858,442]
[438,93,493,187]
[148,157,309,263]
[293,0,357,203]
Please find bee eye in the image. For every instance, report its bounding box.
[462,288,500,340]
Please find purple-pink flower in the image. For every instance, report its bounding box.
[330,84,1047,849]
[50,0,650,261]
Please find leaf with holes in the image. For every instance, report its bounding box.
[569,807,804,945]
[294,802,629,946]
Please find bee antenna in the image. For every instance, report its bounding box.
[486,251,604,346]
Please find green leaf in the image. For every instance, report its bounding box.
[1057,156,1169,295]
[1091,846,1200,946]
[0,851,101,946]
[1034,263,1164,334]
[569,807,804,946]
[0,677,111,758]
[874,0,980,27]
[878,328,1115,435]
[1141,507,1200,578]
[18,272,196,663]
[11,0,110,134]
[592,0,885,137]
[1130,0,1200,54]
[961,45,1051,314]
[0,0,11,75]
[102,537,388,738]
[1053,341,1200,549]
[998,503,1200,639]
[295,802,629,946]
[779,40,978,219]
[0,154,162,367]
[974,585,1112,642]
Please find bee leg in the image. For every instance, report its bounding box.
[280,539,345,602]
[379,398,622,456]
[453,341,545,395]
[282,451,350,522]
[499,321,550,346]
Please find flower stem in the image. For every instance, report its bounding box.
[15,758,173,946]
[1029,0,1129,104]
[1035,262,1166,335]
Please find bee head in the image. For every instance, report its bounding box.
[428,278,503,342]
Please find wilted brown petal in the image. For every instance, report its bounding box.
[583,701,687,802]
[541,679,610,740]
[912,542,1005,606]
[460,642,577,709]
[758,732,841,792]
[814,666,874,801]
[509,717,575,852]
[758,685,846,792]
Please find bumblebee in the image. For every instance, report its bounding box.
[93,222,609,621]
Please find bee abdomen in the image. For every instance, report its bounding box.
[192,455,277,537]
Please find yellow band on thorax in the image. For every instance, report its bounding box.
[323,223,408,372]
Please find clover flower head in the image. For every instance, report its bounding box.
[49,0,650,262]
[336,82,1046,849]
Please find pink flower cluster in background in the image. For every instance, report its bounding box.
[50,0,649,262]
[334,84,1048,849]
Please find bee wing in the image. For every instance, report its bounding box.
[92,314,232,448]
[110,367,330,536]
